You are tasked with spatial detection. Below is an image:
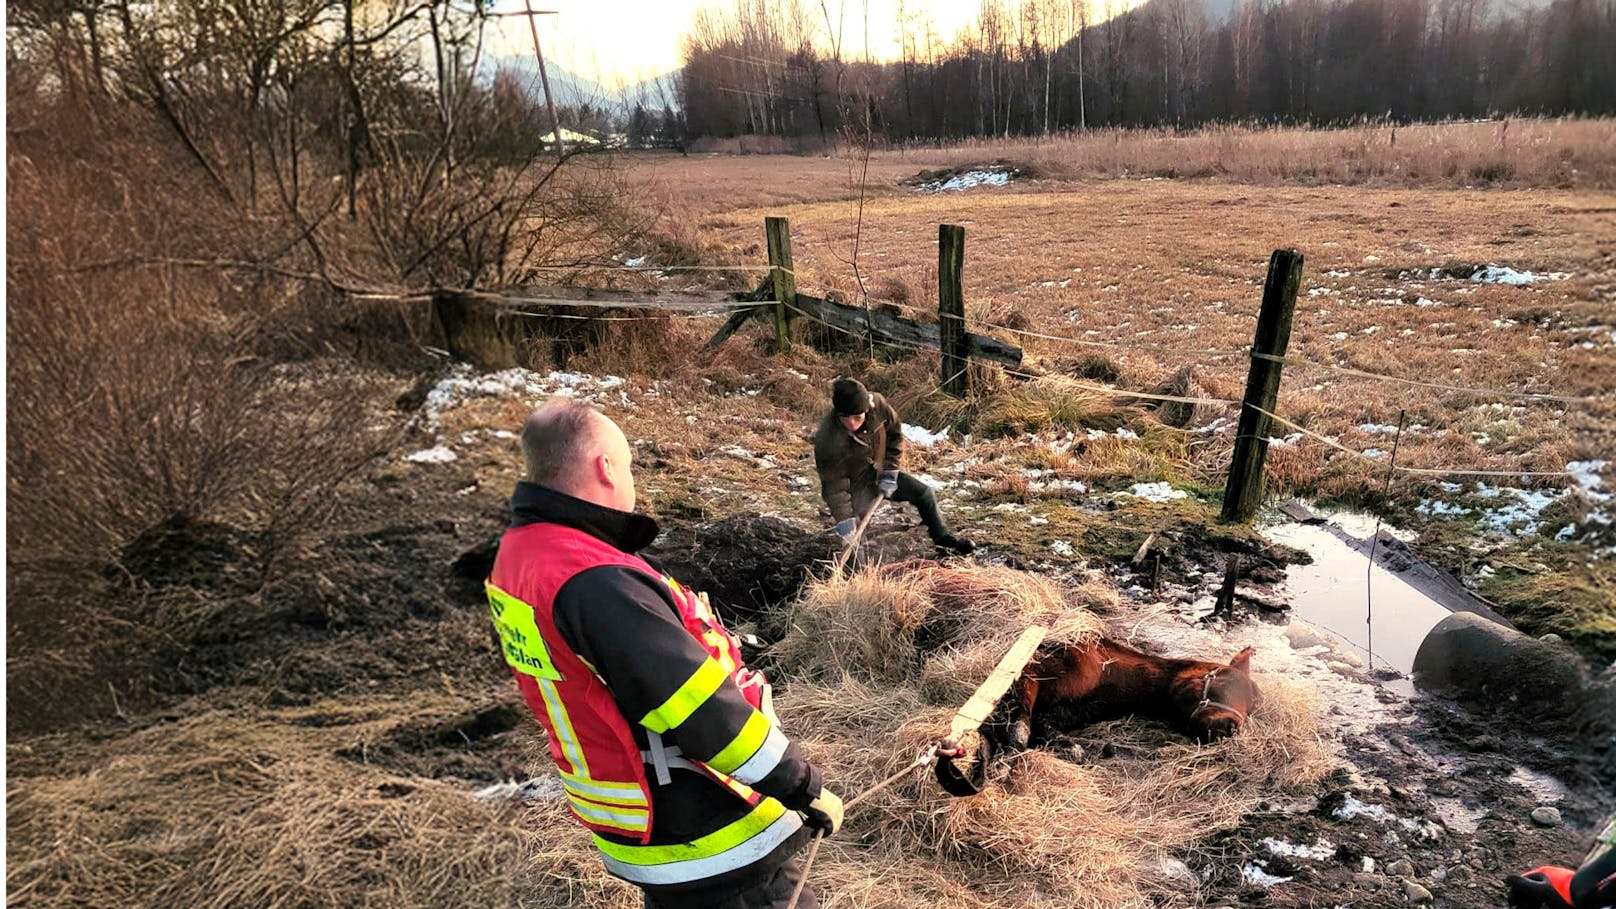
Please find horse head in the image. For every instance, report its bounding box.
[1173,646,1261,743]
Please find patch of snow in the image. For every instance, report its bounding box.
[1194,417,1233,435]
[1050,540,1076,557]
[1267,433,1304,448]
[1363,448,1386,459]
[902,424,949,447]
[1416,297,1438,307]
[1120,482,1189,503]
[1029,515,1049,525]
[1568,460,1610,502]
[1334,795,1394,823]
[623,256,647,267]
[918,169,1012,192]
[405,445,457,464]
[1471,265,1569,286]
[1263,838,1336,861]
[420,365,629,427]
[1359,424,1400,435]
[1242,862,1294,887]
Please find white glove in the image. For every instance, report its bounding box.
[803,786,844,837]
[878,471,899,496]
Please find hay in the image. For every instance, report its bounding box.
[767,562,1334,908]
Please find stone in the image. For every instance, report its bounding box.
[1540,633,1563,644]
[1412,612,1588,721]
[1406,881,1434,903]
[1388,859,1417,878]
[1531,807,1563,827]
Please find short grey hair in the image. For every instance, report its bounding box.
[520,398,602,489]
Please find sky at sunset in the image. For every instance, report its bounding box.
[485,0,1077,89]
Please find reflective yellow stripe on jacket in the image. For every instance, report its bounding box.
[594,797,804,886]
[640,658,727,734]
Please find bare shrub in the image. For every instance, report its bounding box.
[6,87,398,731]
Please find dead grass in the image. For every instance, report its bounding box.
[773,563,1333,908]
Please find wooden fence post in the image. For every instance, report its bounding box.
[766,216,794,353]
[938,224,969,397]
[1220,248,1303,524]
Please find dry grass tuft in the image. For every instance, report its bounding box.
[978,376,1136,437]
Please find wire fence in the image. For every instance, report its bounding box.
[431,241,1601,487]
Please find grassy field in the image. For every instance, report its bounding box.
[617,130,1616,656]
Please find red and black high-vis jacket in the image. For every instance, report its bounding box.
[487,482,820,895]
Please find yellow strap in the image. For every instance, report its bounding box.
[641,659,727,734]
[706,709,769,775]
[593,797,786,865]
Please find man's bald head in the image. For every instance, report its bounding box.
[521,399,636,511]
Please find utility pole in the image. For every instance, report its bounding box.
[499,3,564,161]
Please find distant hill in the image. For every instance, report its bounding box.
[484,56,679,112]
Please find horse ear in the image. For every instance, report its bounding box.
[1229,646,1254,671]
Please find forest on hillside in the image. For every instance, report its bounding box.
[678,0,1616,142]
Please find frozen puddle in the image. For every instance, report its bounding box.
[1264,518,1452,684]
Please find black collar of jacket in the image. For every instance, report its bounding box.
[509,481,660,554]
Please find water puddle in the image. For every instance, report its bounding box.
[1265,519,1453,685]
[1508,766,1570,803]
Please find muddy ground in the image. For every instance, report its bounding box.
[8,358,1614,909]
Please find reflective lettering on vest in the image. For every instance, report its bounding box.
[487,582,562,681]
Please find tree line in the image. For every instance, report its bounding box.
[678,0,1616,142]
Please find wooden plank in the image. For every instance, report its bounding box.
[704,306,766,350]
[949,625,1048,741]
[766,217,794,352]
[793,291,1022,367]
[1221,248,1302,524]
[434,285,757,313]
[938,224,969,397]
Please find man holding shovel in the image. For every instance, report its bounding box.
[812,377,973,556]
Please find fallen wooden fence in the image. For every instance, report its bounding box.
[423,216,1022,381]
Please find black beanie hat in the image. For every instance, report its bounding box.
[831,377,871,415]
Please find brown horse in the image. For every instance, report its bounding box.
[936,639,1261,796]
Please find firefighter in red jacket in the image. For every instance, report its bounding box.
[487,399,843,908]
